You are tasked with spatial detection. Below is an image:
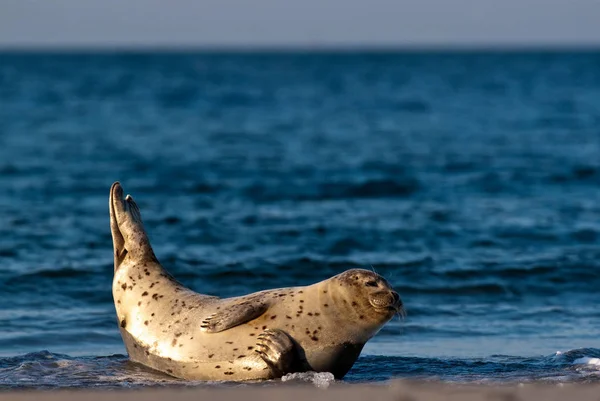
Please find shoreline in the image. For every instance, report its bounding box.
[3,381,600,401]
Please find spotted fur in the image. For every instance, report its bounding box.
[110,182,403,381]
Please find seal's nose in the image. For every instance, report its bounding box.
[390,291,405,318]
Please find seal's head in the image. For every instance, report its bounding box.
[329,269,403,335]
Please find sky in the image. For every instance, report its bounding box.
[1,0,599,48]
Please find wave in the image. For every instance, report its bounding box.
[2,348,599,389]
[242,177,420,201]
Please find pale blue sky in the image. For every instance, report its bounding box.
[1,0,599,48]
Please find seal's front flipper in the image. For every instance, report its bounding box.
[200,300,269,333]
[255,329,296,377]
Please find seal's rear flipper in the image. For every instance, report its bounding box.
[109,182,156,271]
[200,299,270,333]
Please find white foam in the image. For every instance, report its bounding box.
[573,357,600,366]
[281,371,335,388]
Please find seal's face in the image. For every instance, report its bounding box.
[333,269,404,327]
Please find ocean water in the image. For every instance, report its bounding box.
[0,51,599,389]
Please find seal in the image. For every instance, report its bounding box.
[109,182,404,381]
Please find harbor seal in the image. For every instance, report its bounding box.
[109,182,404,380]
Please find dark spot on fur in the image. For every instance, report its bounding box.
[249,333,255,336]
[359,315,364,320]
[233,348,238,351]
[237,355,246,358]
[215,365,220,369]
[226,341,233,344]
[120,319,126,328]
[323,290,328,294]
[311,336,319,341]
[299,300,304,303]
[209,354,214,358]
[121,283,127,290]
[166,369,173,374]
[152,293,159,300]
[315,312,321,316]
[270,315,277,320]
[144,320,149,325]
[138,302,141,306]
[175,332,182,337]
[298,291,304,294]
[172,339,177,347]
[224,372,234,375]
[307,312,313,316]
[262,325,267,330]
[286,315,292,319]
[352,301,358,306]
[151,313,155,317]
[247,346,254,350]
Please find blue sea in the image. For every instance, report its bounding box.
[1,51,600,389]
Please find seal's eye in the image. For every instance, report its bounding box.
[365,281,378,287]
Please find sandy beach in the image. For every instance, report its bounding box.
[3,381,600,401]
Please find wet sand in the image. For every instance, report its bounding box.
[3,381,600,401]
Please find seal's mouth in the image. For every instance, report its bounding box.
[370,291,405,319]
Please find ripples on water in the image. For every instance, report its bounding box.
[0,51,599,388]
[2,349,600,389]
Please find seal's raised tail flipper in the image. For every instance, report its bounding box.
[109,182,155,271]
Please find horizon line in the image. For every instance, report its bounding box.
[1,42,600,53]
